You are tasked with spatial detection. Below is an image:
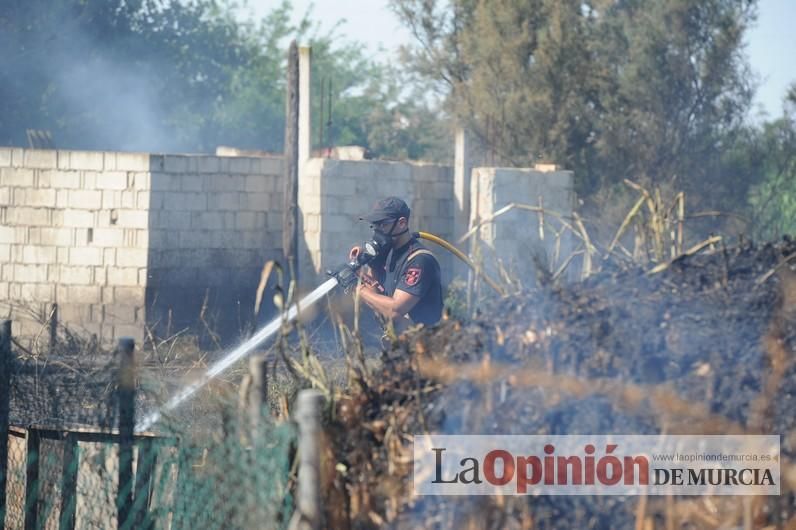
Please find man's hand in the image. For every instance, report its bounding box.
[358,269,384,293]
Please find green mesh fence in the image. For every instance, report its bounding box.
[1,332,296,530]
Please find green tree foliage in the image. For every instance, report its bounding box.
[391,0,757,197]
[747,87,796,238]
[0,0,444,159]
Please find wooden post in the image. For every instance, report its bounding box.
[24,429,40,530]
[49,303,58,351]
[284,40,300,287]
[288,390,324,530]
[248,354,268,433]
[117,338,135,529]
[247,354,268,526]
[0,320,11,526]
[58,433,78,530]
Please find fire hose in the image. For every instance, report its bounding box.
[327,231,506,296]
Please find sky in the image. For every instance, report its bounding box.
[240,0,796,119]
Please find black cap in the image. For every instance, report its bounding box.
[360,196,411,223]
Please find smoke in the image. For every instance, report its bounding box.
[0,2,215,153]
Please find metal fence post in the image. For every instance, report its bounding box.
[24,428,40,530]
[288,389,324,530]
[117,338,135,529]
[0,320,12,527]
[59,433,78,530]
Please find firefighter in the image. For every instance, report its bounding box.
[352,197,444,329]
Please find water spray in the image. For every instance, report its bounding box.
[135,277,339,432]
[136,230,501,432]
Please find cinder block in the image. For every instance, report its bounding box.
[103,248,116,266]
[68,151,105,171]
[191,211,226,230]
[163,155,189,173]
[66,285,101,304]
[197,156,220,174]
[300,194,321,214]
[0,244,9,261]
[245,175,269,193]
[54,190,69,208]
[69,190,102,209]
[107,267,140,286]
[0,226,15,244]
[135,191,150,210]
[0,168,35,187]
[267,212,283,231]
[241,192,269,211]
[0,281,8,299]
[91,228,124,247]
[97,171,128,190]
[59,266,93,285]
[116,209,149,229]
[205,174,243,191]
[58,303,91,323]
[115,286,145,306]
[23,188,55,208]
[259,157,283,176]
[134,229,149,248]
[10,148,25,168]
[13,228,28,246]
[69,247,103,266]
[180,174,204,192]
[0,186,8,205]
[235,211,259,230]
[22,245,56,264]
[132,172,150,191]
[13,264,49,283]
[120,191,135,209]
[102,304,139,324]
[114,153,150,172]
[305,214,319,232]
[24,149,57,169]
[42,170,82,189]
[149,172,181,191]
[138,268,149,286]
[62,209,94,227]
[178,230,207,249]
[116,248,148,267]
[20,282,54,301]
[154,210,191,230]
[0,148,11,167]
[163,192,207,211]
[8,207,50,226]
[207,192,239,210]
[228,158,252,174]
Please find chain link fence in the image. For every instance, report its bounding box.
[1,321,297,530]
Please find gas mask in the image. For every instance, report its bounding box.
[369,218,408,258]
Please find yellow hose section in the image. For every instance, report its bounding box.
[417,231,506,296]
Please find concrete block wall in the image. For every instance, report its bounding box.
[3,146,574,346]
[146,154,284,336]
[1,147,151,343]
[470,167,575,288]
[299,159,454,285]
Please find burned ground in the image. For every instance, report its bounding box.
[331,238,796,529]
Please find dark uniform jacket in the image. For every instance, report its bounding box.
[371,236,443,326]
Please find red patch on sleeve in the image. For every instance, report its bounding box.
[404,267,422,286]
